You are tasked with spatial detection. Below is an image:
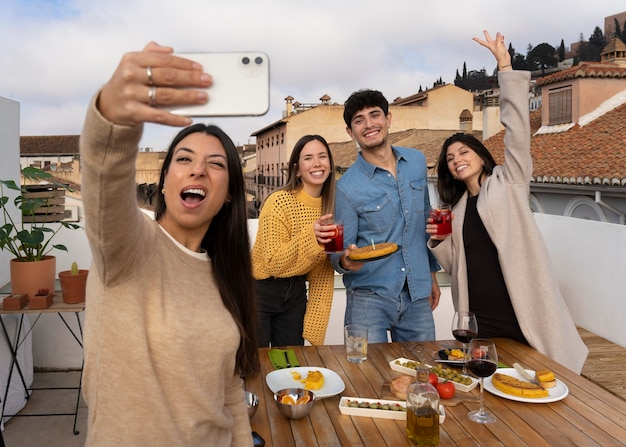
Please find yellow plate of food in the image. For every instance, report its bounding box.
[347,242,400,262]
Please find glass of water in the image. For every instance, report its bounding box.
[344,324,368,363]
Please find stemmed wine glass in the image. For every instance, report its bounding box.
[467,338,498,424]
[451,311,478,375]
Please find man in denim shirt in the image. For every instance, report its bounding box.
[330,89,441,343]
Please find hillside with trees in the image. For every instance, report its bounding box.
[453,19,626,90]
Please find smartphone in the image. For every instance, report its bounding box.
[252,431,265,447]
[164,52,270,117]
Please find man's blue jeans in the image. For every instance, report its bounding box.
[344,283,435,343]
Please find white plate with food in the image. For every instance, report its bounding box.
[390,358,478,392]
[265,367,345,399]
[434,348,467,367]
[389,357,431,376]
[339,397,408,420]
[339,397,446,423]
[484,368,569,403]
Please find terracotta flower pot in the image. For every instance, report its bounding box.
[3,294,29,310]
[30,291,54,310]
[10,256,56,300]
[58,269,89,304]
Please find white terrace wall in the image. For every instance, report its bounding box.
[534,213,626,348]
[0,97,20,287]
[5,213,625,369]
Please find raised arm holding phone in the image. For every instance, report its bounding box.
[80,42,258,446]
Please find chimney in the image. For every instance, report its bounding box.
[285,96,294,116]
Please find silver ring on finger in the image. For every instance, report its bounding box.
[148,86,157,107]
[146,66,153,86]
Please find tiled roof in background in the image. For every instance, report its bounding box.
[20,135,79,155]
[484,105,626,186]
[537,62,626,86]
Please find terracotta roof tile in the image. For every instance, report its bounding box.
[20,135,80,155]
[537,62,626,86]
[484,105,626,186]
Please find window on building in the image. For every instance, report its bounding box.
[548,86,572,125]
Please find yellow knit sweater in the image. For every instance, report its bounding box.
[251,189,335,345]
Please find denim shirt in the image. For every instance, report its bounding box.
[330,146,439,301]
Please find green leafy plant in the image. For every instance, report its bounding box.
[0,166,81,262]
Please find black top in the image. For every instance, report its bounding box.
[463,195,528,345]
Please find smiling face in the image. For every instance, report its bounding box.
[346,106,391,152]
[446,141,485,195]
[159,132,230,248]
[296,139,331,197]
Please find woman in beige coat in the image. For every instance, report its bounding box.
[427,30,587,373]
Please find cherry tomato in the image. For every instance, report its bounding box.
[436,381,456,399]
[472,347,486,359]
[428,372,439,387]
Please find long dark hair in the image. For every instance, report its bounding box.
[155,124,259,377]
[436,133,497,206]
[276,134,336,215]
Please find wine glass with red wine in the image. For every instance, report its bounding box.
[451,311,478,375]
[467,338,498,424]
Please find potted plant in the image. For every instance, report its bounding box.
[58,261,88,304]
[1,166,81,298]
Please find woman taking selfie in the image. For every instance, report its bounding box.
[80,42,258,446]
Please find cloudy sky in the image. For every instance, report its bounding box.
[2,0,624,150]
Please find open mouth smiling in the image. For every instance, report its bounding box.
[181,187,206,204]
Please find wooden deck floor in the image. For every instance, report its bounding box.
[578,327,626,401]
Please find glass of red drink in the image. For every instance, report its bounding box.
[324,221,344,254]
[430,205,452,236]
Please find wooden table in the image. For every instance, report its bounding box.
[246,339,626,446]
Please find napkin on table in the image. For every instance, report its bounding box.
[268,348,300,369]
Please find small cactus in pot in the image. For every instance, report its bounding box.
[59,261,88,304]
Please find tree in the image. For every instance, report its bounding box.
[527,43,557,74]
[578,26,605,62]
[508,43,515,63]
[614,18,622,38]
[558,39,565,62]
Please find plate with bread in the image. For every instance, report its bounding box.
[347,242,400,262]
[484,368,568,403]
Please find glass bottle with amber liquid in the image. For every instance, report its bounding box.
[406,381,440,446]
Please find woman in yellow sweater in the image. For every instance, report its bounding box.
[252,135,337,346]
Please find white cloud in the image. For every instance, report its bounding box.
[1,0,624,147]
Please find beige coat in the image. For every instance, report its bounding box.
[429,71,588,373]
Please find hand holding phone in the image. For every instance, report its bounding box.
[162,52,270,117]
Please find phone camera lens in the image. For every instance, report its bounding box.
[254,56,264,65]
[242,57,250,65]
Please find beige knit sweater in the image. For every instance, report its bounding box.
[80,98,252,446]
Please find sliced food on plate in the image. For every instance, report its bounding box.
[491,371,555,398]
[291,369,325,390]
[348,242,398,261]
[534,369,557,388]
